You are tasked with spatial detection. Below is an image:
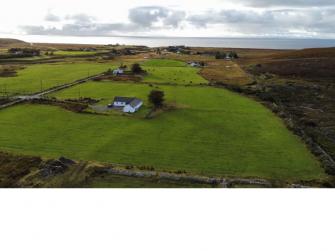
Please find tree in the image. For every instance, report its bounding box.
[148,90,164,108]
[231,51,239,59]
[215,51,226,59]
[131,63,143,74]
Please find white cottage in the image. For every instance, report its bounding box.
[113,68,124,76]
[112,97,143,113]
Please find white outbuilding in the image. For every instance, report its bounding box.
[112,97,143,113]
[113,68,124,75]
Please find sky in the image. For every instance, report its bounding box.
[1,0,335,38]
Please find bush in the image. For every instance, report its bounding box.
[148,90,165,109]
[131,63,144,74]
[215,52,226,59]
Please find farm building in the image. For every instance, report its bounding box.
[188,61,201,67]
[112,97,143,113]
[113,68,124,75]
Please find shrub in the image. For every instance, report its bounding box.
[131,63,144,74]
[148,90,165,109]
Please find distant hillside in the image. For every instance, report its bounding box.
[271,47,335,59]
[0,38,28,47]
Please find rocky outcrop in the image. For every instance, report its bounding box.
[39,157,76,177]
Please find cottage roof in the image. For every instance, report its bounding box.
[129,98,142,108]
[113,96,135,103]
[113,97,142,107]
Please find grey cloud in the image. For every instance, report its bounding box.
[45,13,61,22]
[20,5,335,38]
[65,13,96,25]
[188,10,274,27]
[163,10,186,28]
[129,6,185,28]
[21,7,183,36]
[189,8,335,36]
[235,0,335,7]
[20,23,142,36]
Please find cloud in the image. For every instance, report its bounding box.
[65,13,96,25]
[235,0,335,7]
[21,7,186,36]
[20,5,335,38]
[129,6,185,28]
[163,10,186,28]
[45,13,61,22]
[187,8,335,36]
[188,10,274,27]
[20,23,141,36]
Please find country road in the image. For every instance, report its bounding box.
[0,72,105,110]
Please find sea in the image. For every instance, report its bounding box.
[2,34,335,50]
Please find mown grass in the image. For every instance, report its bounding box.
[143,66,207,85]
[0,82,325,181]
[140,58,207,85]
[53,50,102,56]
[141,59,186,67]
[0,62,116,96]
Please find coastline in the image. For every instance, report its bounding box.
[1,33,335,49]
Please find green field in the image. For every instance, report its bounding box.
[140,59,207,85]
[141,59,187,67]
[0,82,325,181]
[143,67,207,85]
[51,81,151,105]
[0,62,115,95]
[53,50,103,56]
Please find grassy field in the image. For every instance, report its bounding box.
[141,59,187,67]
[52,81,152,106]
[0,82,325,181]
[139,58,207,85]
[143,66,207,85]
[0,62,116,95]
[53,50,103,56]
